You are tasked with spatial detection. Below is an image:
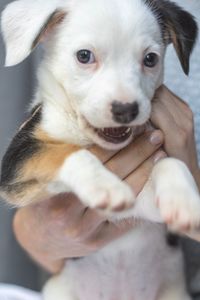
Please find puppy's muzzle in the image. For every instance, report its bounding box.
[111,101,139,124]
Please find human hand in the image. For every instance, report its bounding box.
[151,85,200,189]
[13,130,165,273]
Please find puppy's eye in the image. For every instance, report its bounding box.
[76,50,96,64]
[143,53,159,68]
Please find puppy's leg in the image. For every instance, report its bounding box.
[131,157,200,227]
[1,142,134,212]
[57,149,134,212]
[151,157,200,231]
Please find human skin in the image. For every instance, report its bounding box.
[13,85,200,274]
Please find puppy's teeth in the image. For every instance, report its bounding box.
[125,128,131,133]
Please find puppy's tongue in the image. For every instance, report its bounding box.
[97,127,132,144]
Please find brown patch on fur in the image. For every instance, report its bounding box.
[22,128,80,183]
[34,127,67,144]
[1,123,81,206]
[1,180,50,207]
[32,10,66,49]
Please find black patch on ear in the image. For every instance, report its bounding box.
[0,104,42,187]
[144,0,198,75]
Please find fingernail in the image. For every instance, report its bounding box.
[150,131,163,145]
[154,152,167,164]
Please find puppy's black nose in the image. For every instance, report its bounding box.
[111,101,139,124]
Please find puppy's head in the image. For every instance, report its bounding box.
[1,0,198,150]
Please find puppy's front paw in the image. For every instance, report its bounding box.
[59,149,135,214]
[156,187,200,231]
[152,158,200,232]
[80,174,135,213]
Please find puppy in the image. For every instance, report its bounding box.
[0,0,200,299]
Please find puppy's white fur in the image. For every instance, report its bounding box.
[1,0,200,299]
[41,0,164,150]
[1,0,62,66]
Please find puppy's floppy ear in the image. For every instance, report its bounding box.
[159,1,198,75]
[147,0,198,75]
[1,0,66,67]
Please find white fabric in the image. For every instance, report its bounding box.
[0,284,41,300]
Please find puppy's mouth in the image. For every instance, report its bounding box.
[80,115,136,149]
[96,127,132,144]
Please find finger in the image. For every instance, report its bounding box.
[152,86,188,130]
[125,150,167,195]
[90,145,118,163]
[151,102,184,147]
[152,97,176,130]
[105,130,164,179]
[157,85,190,111]
[154,85,189,118]
[151,90,193,158]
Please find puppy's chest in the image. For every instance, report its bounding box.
[66,224,181,300]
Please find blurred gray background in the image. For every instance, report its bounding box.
[0,0,200,296]
[0,0,43,290]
